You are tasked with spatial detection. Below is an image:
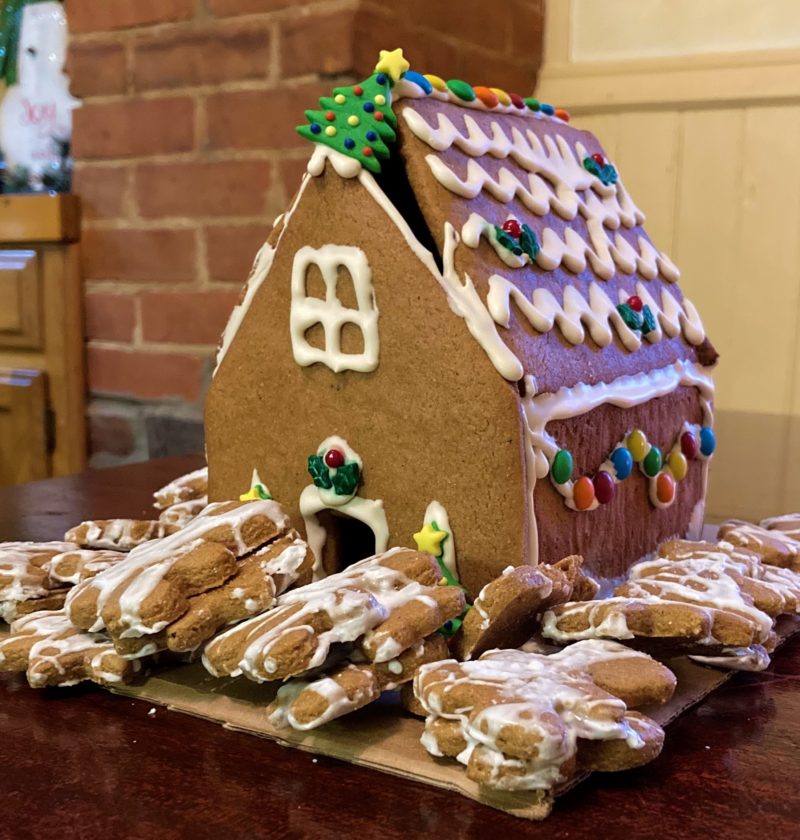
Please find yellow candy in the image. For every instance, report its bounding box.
[324,125,337,137]
[668,451,688,481]
[424,73,447,92]
[490,87,511,106]
[374,94,386,105]
[334,93,346,104]
[347,115,360,126]
[627,429,648,462]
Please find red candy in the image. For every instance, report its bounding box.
[325,111,335,121]
[353,85,364,96]
[324,448,345,468]
[573,476,595,511]
[509,92,525,109]
[680,430,699,460]
[375,111,384,121]
[362,147,373,157]
[593,471,615,505]
[628,295,643,312]
[502,219,522,238]
[656,472,675,504]
[591,152,604,165]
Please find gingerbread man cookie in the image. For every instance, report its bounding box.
[153,467,208,510]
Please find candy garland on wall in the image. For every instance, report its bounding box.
[549,422,716,512]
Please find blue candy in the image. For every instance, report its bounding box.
[540,102,555,115]
[344,137,355,149]
[610,447,633,480]
[402,70,433,95]
[309,123,321,135]
[699,427,716,457]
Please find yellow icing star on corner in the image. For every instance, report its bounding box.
[239,484,271,502]
[375,48,410,83]
[414,521,448,557]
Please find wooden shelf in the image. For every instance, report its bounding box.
[0,193,81,243]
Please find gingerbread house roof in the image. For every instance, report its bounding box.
[216,53,717,396]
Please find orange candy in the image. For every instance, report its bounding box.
[573,476,595,511]
[555,108,571,122]
[473,86,500,108]
[656,473,675,504]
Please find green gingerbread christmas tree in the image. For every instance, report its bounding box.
[297,48,409,174]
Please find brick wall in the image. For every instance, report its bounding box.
[65,0,544,466]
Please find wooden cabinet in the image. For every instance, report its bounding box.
[0,194,85,485]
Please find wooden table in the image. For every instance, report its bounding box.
[2,456,799,839]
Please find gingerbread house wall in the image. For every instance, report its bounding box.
[206,166,528,598]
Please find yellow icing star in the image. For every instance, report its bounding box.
[413,521,448,557]
[240,484,270,501]
[375,48,410,83]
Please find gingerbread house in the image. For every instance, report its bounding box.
[205,49,718,597]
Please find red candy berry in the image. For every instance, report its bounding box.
[362,147,373,157]
[325,111,335,121]
[680,430,699,460]
[628,295,643,312]
[374,111,385,121]
[324,448,345,468]
[591,152,605,165]
[593,470,615,505]
[353,85,364,96]
[502,219,522,238]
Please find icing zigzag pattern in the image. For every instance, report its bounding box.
[486,274,705,351]
[402,108,679,283]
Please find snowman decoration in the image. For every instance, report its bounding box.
[0,0,79,191]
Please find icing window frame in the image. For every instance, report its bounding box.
[290,244,379,373]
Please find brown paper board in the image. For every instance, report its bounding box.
[109,618,800,821]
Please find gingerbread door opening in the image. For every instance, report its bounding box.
[315,510,376,574]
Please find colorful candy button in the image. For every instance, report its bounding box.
[656,472,675,504]
[347,115,360,126]
[490,87,511,106]
[627,429,648,462]
[446,78,476,102]
[667,451,688,481]
[324,126,337,137]
[422,74,446,93]
[404,70,433,94]
[508,92,525,109]
[680,430,699,460]
[540,103,555,115]
[524,97,541,111]
[699,427,716,457]
[551,449,574,484]
[334,94,346,104]
[473,86,499,108]
[554,108,570,122]
[643,446,663,478]
[574,476,595,511]
[610,447,633,480]
[374,94,386,105]
[593,471,615,505]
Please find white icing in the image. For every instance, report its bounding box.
[520,360,715,564]
[689,645,771,672]
[153,466,208,509]
[46,549,125,586]
[414,640,653,792]
[403,107,678,285]
[214,173,309,374]
[760,513,800,541]
[64,499,290,637]
[0,541,77,601]
[484,267,706,351]
[421,500,457,581]
[158,498,207,528]
[204,548,434,680]
[289,244,379,374]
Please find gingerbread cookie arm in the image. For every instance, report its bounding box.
[45,549,126,586]
[271,634,449,730]
[576,712,664,772]
[0,588,71,624]
[718,520,800,569]
[359,584,465,662]
[65,519,176,551]
[153,467,208,509]
[158,498,208,529]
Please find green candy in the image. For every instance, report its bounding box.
[494,225,524,256]
[551,449,574,484]
[519,224,540,260]
[524,97,541,111]
[446,78,475,102]
[641,304,657,335]
[643,446,663,477]
[617,302,644,331]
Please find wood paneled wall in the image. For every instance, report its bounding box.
[539,4,800,520]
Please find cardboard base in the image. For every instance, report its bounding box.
[108,617,800,821]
